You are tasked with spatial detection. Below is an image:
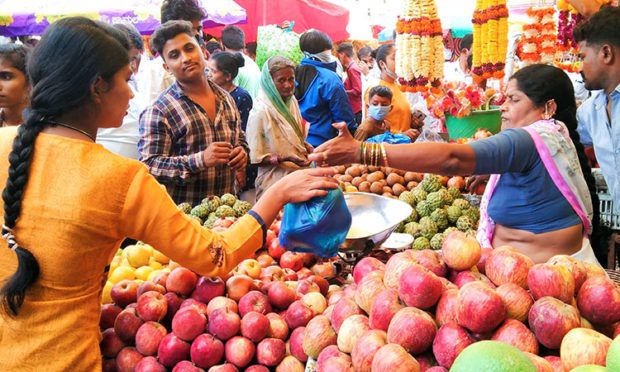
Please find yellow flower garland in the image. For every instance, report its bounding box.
[472,0,508,81]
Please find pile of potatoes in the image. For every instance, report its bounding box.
[333,164,425,198]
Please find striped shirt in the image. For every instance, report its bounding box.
[139,79,248,205]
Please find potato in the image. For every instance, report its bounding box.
[351,177,363,188]
[345,165,362,178]
[392,183,407,196]
[368,166,380,173]
[335,165,347,174]
[341,174,353,183]
[370,181,384,194]
[366,171,384,183]
[359,181,371,193]
[395,169,407,177]
[345,185,358,193]
[384,167,394,175]
[438,175,449,186]
[382,192,394,198]
[383,186,393,194]
[387,173,405,187]
[407,181,418,190]
[404,172,418,183]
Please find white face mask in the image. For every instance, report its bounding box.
[380,61,398,80]
[304,50,334,64]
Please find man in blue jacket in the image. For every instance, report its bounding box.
[295,30,357,147]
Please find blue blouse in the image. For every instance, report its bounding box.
[470,129,581,233]
[230,86,253,131]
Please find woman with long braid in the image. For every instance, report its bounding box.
[311,64,604,265]
[0,18,337,370]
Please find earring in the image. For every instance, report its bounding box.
[542,106,551,120]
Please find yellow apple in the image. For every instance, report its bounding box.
[147,269,165,282]
[108,266,135,284]
[135,266,154,281]
[148,257,164,270]
[125,244,151,268]
[101,280,114,304]
[152,249,170,264]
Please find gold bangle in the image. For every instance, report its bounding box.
[374,144,379,167]
[371,144,377,167]
[380,143,389,167]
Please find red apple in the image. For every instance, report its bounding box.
[245,366,269,372]
[151,272,169,288]
[116,347,143,372]
[285,300,314,329]
[114,307,144,343]
[225,275,255,302]
[265,313,289,340]
[166,267,198,296]
[240,311,269,342]
[191,276,225,304]
[387,307,436,355]
[158,334,191,367]
[435,289,459,326]
[441,231,481,271]
[256,253,276,269]
[343,283,357,298]
[256,338,286,366]
[308,275,330,296]
[190,333,224,369]
[369,288,403,331]
[456,281,506,334]
[225,336,255,368]
[135,356,166,372]
[264,230,276,250]
[137,281,166,297]
[383,251,417,290]
[439,277,458,292]
[206,296,238,317]
[353,257,386,284]
[261,266,284,282]
[238,290,272,317]
[172,361,205,372]
[477,247,493,274]
[311,262,336,279]
[179,298,208,316]
[328,289,345,306]
[268,238,285,260]
[584,262,607,279]
[496,283,534,323]
[330,297,364,332]
[355,273,387,313]
[528,296,581,349]
[301,292,327,314]
[450,270,483,289]
[351,330,387,372]
[100,304,123,330]
[544,356,565,372]
[491,319,539,354]
[426,368,448,372]
[576,276,620,325]
[100,328,127,358]
[207,364,238,372]
[371,343,421,372]
[296,267,313,280]
[524,353,554,372]
[409,249,448,278]
[560,328,612,370]
[102,358,117,372]
[135,321,167,356]
[236,259,262,279]
[302,315,337,358]
[398,264,442,309]
[172,307,207,342]
[164,292,184,324]
[485,246,534,288]
[432,323,474,369]
[289,326,308,362]
[316,345,347,368]
[280,251,303,271]
[295,279,320,297]
[208,307,241,341]
[136,290,168,322]
[548,255,588,293]
[276,356,305,372]
[318,356,354,372]
[337,314,370,353]
[267,281,296,309]
[527,263,576,304]
[111,280,139,308]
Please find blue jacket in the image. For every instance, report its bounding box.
[295,58,356,147]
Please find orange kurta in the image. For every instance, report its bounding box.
[0,127,263,371]
[364,79,412,133]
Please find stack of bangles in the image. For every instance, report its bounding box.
[360,142,389,167]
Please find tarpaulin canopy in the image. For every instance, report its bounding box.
[205,0,350,43]
[0,0,246,37]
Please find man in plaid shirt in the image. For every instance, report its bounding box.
[139,21,249,205]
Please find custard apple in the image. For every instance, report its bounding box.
[411,188,428,203]
[233,200,252,217]
[403,222,423,238]
[452,198,471,210]
[177,202,192,214]
[426,192,444,210]
[430,209,449,230]
[190,204,210,219]
[447,187,462,200]
[438,188,454,205]
[421,174,442,193]
[456,215,473,231]
[462,208,480,225]
[399,191,416,206]
[416,200,433,217]
[413,236,431,250]
[203,215,218,229]
[430,233,445,250]
[221,193,237,207]
[202,196,221,212]
[215,205,236,218]
[446,205,463,224]
[188,215,203,225]
[404,209,419,224]
[419,216,438,239]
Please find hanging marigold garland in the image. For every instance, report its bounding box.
[395,0,444,93]
[518,7,557,65]
[471,0,509,82]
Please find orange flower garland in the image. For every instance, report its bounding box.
[472,0,509,82]
[518,7,557,65]
[395,0,444,92]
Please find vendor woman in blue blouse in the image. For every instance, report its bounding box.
[310,64,603,265]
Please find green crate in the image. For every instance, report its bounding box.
[445,109,501,140]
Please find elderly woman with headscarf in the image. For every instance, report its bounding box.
[247,56,312,200]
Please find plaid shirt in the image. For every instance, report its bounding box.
[139,80,248,205]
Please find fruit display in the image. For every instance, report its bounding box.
[177,193,252,230]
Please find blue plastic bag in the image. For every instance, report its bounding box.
[279,188,352,258]
[366,132,412,144]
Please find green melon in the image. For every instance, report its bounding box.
[451,341,536,372]
[607,336,620,372]
[569,365,606,372]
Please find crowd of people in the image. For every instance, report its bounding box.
[0,0,618,369]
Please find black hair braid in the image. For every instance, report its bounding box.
[1,111,47,315]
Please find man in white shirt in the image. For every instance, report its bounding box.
[221,25,261,99]
[443,33,473,84]
[97,23,146,159]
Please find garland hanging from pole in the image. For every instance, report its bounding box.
[395,0,444,93]
[471,0,509,83]
[518,6,557,65]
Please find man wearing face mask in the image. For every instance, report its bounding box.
[355,86,393,141]
[295,30,357,147]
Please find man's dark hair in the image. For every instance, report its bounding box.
[357,46,373,60]
[337,42,354,58]
[245,41,257,55]
[151,20,194,57]
[368,85,393,101]
[113,23,144,52]
[460,33,473,51]
[205,41,222,55]
[574,5,620,48]
[299,30,333,54]
[161,0,206,24]
[221,26,245,51]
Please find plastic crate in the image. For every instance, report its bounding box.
[599,191,620,230]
